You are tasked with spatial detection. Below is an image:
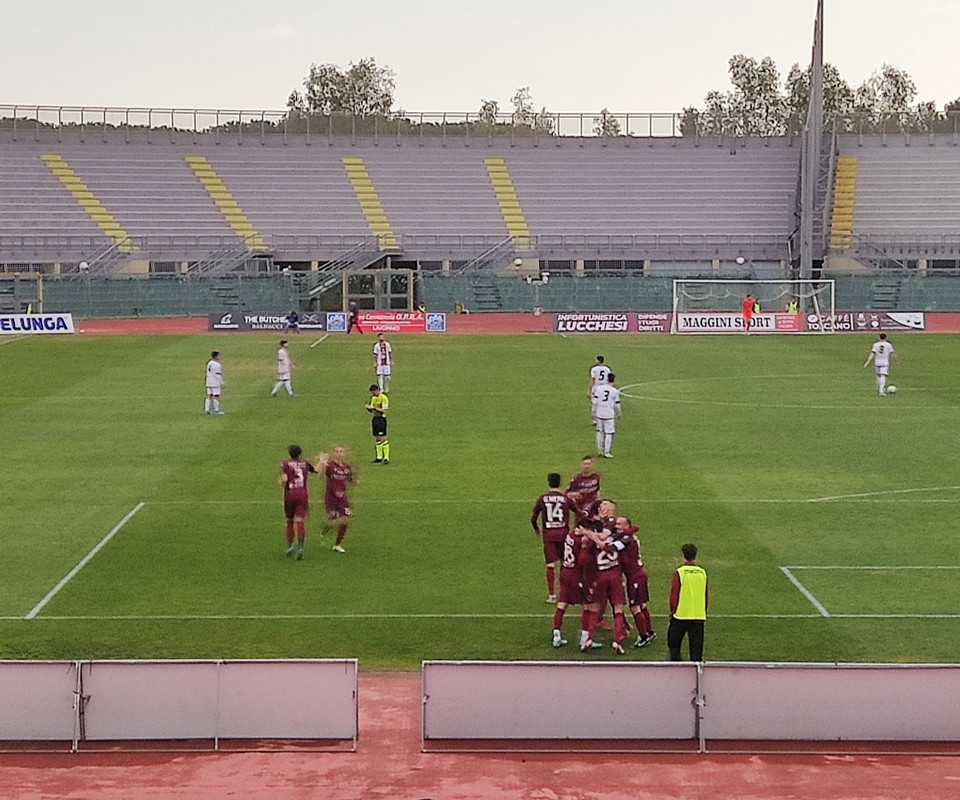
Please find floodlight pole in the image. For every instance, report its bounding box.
[800,0,824,286]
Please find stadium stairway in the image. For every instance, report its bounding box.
[870,277,902,310]
[184,155,267,251]
[471,277,503,311]
[484,158,531,244]
[341,157,399,250]
[829,156,858,251]
[39,154,136,251]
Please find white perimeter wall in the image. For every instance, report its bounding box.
[0,659,357,746]
[423,661,960,743]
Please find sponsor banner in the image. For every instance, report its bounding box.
[357,311,445,333]
[208,312,329,332]
[675,312,786,334]
[806,311,926,333]
[634,312,672,333]
[0,313,75,335]
[555,312,633,333]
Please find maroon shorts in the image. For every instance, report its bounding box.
[591,569,625,608]
[558,569,584,606]
[325,494,351,519]
[284,493,309,520]
[543,533,566,564]
[627,566,650,607]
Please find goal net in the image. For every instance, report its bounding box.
[670,279,836,334]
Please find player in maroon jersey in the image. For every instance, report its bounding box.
[319,446,355,553]
[551,523,590,648]
[614,517,656,648]
[279,444,317,560]
[579,501,630,653]
[531,472,576,605]
[567,456,602,522]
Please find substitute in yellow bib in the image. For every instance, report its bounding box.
[668,543,708,661]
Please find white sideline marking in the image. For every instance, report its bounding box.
[15,612,960,622]
[309,334,330,348]
[0,335,29,347]
[25,502,145,620]
[779,567,830,618]
[785,565,960,570]
[808,486,960,503]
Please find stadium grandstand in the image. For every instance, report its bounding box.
[1,4,959,318]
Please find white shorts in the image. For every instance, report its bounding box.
[206,383,222,395]
[875,365,889,377]
[596,417,616,434]
[376,367,392,376]
[277,372,291,381]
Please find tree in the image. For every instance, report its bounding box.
[288,57,396,118]
[510,87,555,135]
[684,54,933,137]
[728,55,785,136]
[477,99,499,126]
[784,62,854,132]
[592,108,622,137]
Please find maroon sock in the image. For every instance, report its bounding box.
[632,610,649,637]
[553,608,565,630]
[614,611,629,643]
[642,607,653,632]
[296,520,306,546]
[285,520,294,545]
[335,524,348,545]
[582,609,597,638]
[546,565,556,595]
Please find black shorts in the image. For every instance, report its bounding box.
[372,416,388,437]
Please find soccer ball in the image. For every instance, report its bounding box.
[887,385,897,394]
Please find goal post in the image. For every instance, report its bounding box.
[670,279,836,334]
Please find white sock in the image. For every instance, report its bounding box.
[596,431,604,452]
[213,399,220,412]
[286,383,294,396]
[879,376,886,394]
[579,630,588,647]
[271,382,281,396]
[204,398,211,412]
[604,434,613,455]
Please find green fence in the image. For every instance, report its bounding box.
[418,272,960,313]
[35,272,960,318]
[42,274,297,318]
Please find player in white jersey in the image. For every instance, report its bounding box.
[592,373,621,458]
[204,351,224,415]
[372,333,393,392]
[588,356,611,424]
[270,339,295,398]
[864,333,895,396]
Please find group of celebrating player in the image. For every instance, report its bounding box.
[531,455,656,654]
[273,331,394,558]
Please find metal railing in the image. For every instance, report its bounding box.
[3,105,957,144]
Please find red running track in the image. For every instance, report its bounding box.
[1,672,958,800]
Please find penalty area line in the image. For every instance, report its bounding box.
[780,566,830,618]
[25,502,145,620]
[309,334,330,348]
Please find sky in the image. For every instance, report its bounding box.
[1,0,958,115]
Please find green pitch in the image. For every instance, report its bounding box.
[1,332,958,668]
